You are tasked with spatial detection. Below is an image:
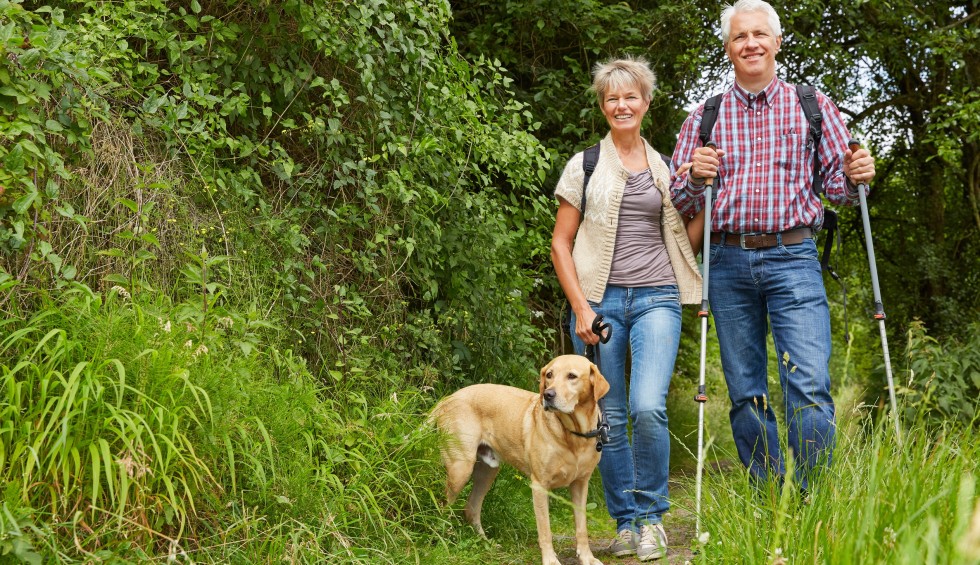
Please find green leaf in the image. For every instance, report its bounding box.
[12,192,35,214]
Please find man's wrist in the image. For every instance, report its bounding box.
[688,175,706,188]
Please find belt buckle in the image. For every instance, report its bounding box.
[739,234,752,250]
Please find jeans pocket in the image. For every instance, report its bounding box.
[708,242,725,266]
[777,239,819,261]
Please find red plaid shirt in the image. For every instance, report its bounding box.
[670,78,861,233]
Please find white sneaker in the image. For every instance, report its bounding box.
[636,523,667,561]
[607,528,636,556]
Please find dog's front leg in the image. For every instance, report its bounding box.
[570,477,603,565]
[531,481,560,565]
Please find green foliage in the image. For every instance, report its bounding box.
[0,278,464,562]
[2,0,557,390]
[0,283,214,552]
[898,319,980,426]
[0,1,104,253]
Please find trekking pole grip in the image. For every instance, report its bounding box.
[847,139,868,194]
[703,140,717,187]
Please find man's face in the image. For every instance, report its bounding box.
[725,11,782,84]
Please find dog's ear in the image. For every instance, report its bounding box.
[590,362,610,402]
[540,358,555,397]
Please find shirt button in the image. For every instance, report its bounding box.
[756,163,761,167]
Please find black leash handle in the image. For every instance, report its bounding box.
[592,315,611,344]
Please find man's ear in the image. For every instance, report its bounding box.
[591,362,610,402]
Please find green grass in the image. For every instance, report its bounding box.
[687,407,980,564]
[1,283,977,564]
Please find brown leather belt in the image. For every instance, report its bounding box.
[710,227,814,249]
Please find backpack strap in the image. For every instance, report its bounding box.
[698,94,723,147]
[581,143,600,215]
[795,84,824,196]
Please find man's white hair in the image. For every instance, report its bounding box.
[721,0,782,45]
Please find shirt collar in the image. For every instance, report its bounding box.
[732,77,780,109]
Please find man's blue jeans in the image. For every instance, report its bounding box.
[708,237,836,489]
[570,284,681,532]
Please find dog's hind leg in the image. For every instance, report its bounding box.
[463,445,500,538]
[444,457,475,506]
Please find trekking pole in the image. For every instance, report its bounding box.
[849,139,902,444]
[694,142,716,541]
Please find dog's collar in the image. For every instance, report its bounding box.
[570,415,609,452]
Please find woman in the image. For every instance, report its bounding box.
[550,56,702,562]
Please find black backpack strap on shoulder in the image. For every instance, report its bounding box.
[796,84,824,196]
[581,142,600,215]
[698,94,723,147]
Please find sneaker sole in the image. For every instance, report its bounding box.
[636,548,667,561]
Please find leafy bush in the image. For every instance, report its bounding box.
[898,319,980,426]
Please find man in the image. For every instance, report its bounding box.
[670,0,876,491]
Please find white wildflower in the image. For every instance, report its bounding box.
[193,344,209,358]
[184,340,193,349]
[698,531,710,544]
[216,316,233,329]
[110,285,131,300]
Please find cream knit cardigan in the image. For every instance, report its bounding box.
[554,133,703,305]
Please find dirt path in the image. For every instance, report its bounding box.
[549,462,739,565]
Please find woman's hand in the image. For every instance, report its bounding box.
[575,307,601,346]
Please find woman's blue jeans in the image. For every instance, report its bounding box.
[708,237,836,490]
[570,284,681,532]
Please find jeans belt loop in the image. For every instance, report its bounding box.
[776,232,783,247]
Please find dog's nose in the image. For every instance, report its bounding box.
[543,389,556,402]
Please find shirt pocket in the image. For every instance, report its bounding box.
[775,133,807,188]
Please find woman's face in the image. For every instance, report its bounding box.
[600,83,650,135]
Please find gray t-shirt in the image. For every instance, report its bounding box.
[607,169,677,287]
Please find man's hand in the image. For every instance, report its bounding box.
[844,147,876,185]
[690,146,727,185]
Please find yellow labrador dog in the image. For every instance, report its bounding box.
[431,354,610,565]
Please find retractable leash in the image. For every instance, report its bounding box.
[849,139,902,444]
[583,315,612,451]
[694,141,718,542]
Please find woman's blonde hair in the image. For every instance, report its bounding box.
[591,56,656,104]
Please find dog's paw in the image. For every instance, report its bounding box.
[579,557,603,565]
